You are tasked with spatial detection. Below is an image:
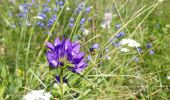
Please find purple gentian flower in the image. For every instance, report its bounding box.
[46,38,87,73]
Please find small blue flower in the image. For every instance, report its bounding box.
[134,57,139,62]
[149,50,154,55]
[137,47,142,53]
[147,43,152,48]
[70,18,74,23]
[86,55,92,61]
[86,6,92,13]
[53,8,58,12]
[112,42,120,47]
[92,43,99,49]
[37,21,45,28]
[115,24,121,29]
[76,2,85,13]
[115,31,125,38]
[80,18,86,25]
[69,23,74,28]
[43,7,51,13]
[47,0,50,2]
[38,13,46,20]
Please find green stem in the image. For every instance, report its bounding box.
[60,68,64,100]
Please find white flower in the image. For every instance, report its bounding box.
[66,7,71,11]
[119,38,141,47]
[101,12,113,28]
[167,76,170,80]
[83,29,90,36]
[23,90,51,100]
[33,16,44,20]
[120,48,130,52]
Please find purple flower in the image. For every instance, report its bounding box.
[46,38,87,73]
[115,31,125,38]
[70,18,74,23]
[38,13,46,20]
[149,50,154,55]
[112,42,120,47]
[115,24,121,29]
[86,6,92,13]
[137,47,142,53]
[89,43,99,52]
[147,43,152,48]
[43,7,51,13]
[76,2,85,14]
[47,0,50,2]
[86,55,92,61]
[69,18,75,28]
[47,15,57,28]
[92,43,99,49]
[37,21,45,28]
[55,75,68,84]
[80,18,86,25]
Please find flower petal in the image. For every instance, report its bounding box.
[54,38,61,47]
[46,42,54,51]
[46,51,59,67]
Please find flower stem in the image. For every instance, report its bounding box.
[60,68,64,100]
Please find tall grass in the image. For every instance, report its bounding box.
[0,0,169,99]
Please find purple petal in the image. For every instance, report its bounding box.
[64,39,70,50]
[54,38,61,47]
[72,44,80,54]
[46,51,59,67]
[46,42,54,51]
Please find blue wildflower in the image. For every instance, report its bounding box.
[115,24,121,29]
[137,47,142,53]
[115,31,125,38]
[86,55,92,61]
[43,7,51,13]
[147,43,152,48]
[80,18,86,25]
[149,50,154,55]
[86,6,92,13]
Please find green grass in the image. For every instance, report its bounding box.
[0,0,170,99]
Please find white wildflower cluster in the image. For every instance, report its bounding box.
[23,90,51,100]
[119,38,141,52]
[119,38,141,47]
[101,12,113,28]
[83,29,90,36]
[120,48,130,52]
[167,76,170,80]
